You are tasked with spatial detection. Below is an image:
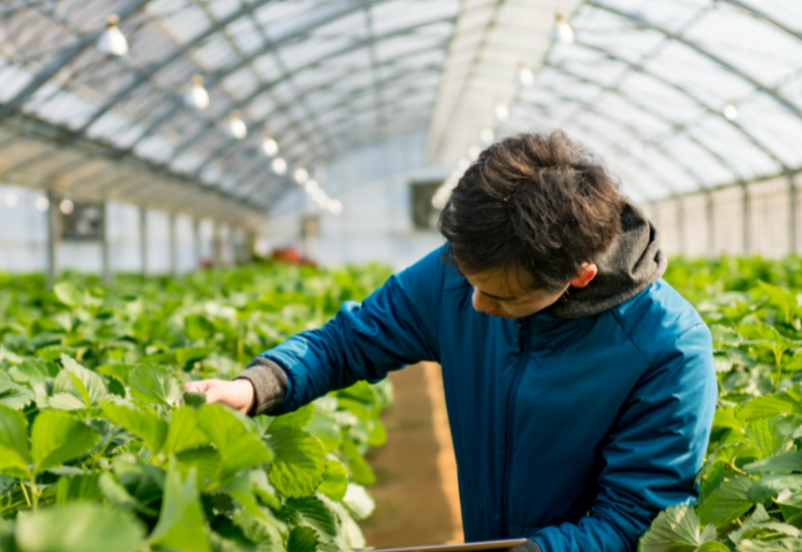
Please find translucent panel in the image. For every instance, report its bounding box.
[620,72,704,124]
[734,95,802,168]
[659,134,734,185]
[589,0,706,33]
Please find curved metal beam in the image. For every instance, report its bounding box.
[719,0,802,43]
[0,0,151,120]
[591,2,802,122]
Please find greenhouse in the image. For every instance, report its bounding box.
[2,0,802,551]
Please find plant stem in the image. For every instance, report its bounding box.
[28,479,38,511]
[773,352,784,391]
[19,480,31,508]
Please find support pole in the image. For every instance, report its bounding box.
[101,198,111,284]
[46,190,57,289]
[790,173,797,255]
[742,185,751,255]
[193,218,201,270]
[139,206,148,277]
[213,221,222,267]
[676,196,685,256]
[169,212,177,277]
[706,192,714,258]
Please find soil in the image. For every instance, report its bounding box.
[360,362,464,547]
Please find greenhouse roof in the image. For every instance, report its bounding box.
[0,0,801,223]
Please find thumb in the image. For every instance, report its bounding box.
[183,380,213,394]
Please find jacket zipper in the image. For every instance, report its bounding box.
[500,318,532,537]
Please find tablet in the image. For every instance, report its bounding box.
[355,538,528,552]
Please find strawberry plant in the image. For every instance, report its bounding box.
[641,257,802,552]
[0,263,393,552]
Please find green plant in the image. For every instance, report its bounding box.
[0,262,394,552]
[641,257,802,551]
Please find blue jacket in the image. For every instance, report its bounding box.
[259,246,717,552]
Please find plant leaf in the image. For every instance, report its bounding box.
[317,460,348,502]
[175,347,213,364]
[14,502,144,552]
[737,394,802,421]
[698,475,753,529]
[101,401,168,453]
[161,406,210,455]
[53,355,107,407]
[748,474,802,502]
[639,504,715,552]
[745,450,802,474]
[148,461,211,552]
[128,364,182,406]
[267,428,326,499]
[282,495,339,542]
[287,526,319,552]
[30,410,100,473]
[53,282,84,307]
[0,404,30,476]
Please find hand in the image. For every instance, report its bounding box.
[183,379,255,415]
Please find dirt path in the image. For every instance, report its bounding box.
[360,363,463,547]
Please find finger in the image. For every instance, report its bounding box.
[183,380,208,393]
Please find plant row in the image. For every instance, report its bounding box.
[0,264,394,552]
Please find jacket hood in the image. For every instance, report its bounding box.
[547,198,667,319]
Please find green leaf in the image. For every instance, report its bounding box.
[97,472,157,517]
[267,428,326,499]
[748,474,802,502]
[747,417,791,458]
[175,346,214,364]
[342,484,375,520]
[696,543,731,552]
[287,526,319,552]
[713,407,747,433]
[9,359,59,383]
[55,472,103,504]
[698,475,753,529]
[783,351,802,373]
[0,404,30,476]
[232,509,286,552]
[268,403,315,433]
[162,406,210,455]
[148,461,211,552]
[183,391,207,408]
[30,410,101,473]
[102,401,168,453]
[129,364,182,406]
[728,503,771,545]
[53,355,107,407]
[341,437,375,486]
[640,504,717,552]
[710,325,742,347]
[53,282,85,307]
[48,392,87,410]
[736,538,802,551]
[175,447,221,485]
[14,503,144,552]
[184,314,215,341]
[0,373,34,410]
[305,411,341,453]
[281,495,339,542]
[714,350,756,373]
[97,364,134,385]
[68,371,91,408]
[317,460,348,502]
[737,394,802,420]
[745,450,802,474]
[194,404,273,484]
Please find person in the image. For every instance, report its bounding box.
[184,131,717,552]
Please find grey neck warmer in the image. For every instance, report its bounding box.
[547,198,667,319]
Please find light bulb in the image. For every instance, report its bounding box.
[272,157,287,175]
[724,103,738,121]
[495,102,510,122]
[294,167,309,184]
[97,14,129,56]
[185,75,209,110]
[480,128,495,145]
[262,135,279,157]
[59,199,74,215]
[36,197,49,212]
[468,145,481,160]
[305,180,319,193]
[518,64,535,88]
[4,193,18,208]
[330,200,343,215]
[227,111,247,139]
[556,12,575,44]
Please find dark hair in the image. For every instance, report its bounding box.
[438,130,625,292]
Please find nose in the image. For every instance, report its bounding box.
[472,288,498,314]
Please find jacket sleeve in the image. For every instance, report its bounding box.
[255,248,446,414]
[530,322,718,552]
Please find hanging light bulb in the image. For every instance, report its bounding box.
[495,102,510,122]
[36,196,49,212]
[480,128,495,145]
[185,75,210,110]
[59,199,74,215]
[305,180,319,193]
[4,193,18,208]
[518,63,536,88]
[294,167,309,184]
[329,200,343,215]
[227,111,247,139]
[97,14,129,56]
[468,145,481,160]
[272,157,287,175]
[556,12,575,44]
[724,102,738,121]
[262,135,279,157]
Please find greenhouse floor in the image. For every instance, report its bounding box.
[360,363,464,546]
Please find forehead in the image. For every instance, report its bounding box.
[467,267,535,298]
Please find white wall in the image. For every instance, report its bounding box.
[0,183,236,275]
[260,131,449,272]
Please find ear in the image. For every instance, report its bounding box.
[569,263,598,289]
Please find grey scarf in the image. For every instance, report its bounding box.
[547,198,667,319]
